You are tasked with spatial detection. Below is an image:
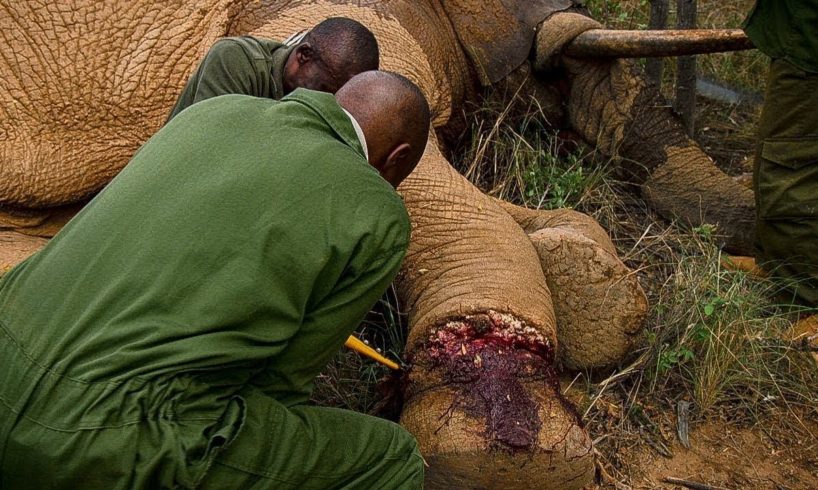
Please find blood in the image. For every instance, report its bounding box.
[413,311,565,452]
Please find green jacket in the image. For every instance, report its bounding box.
[743,0,818,73]
[0,89,410,488]
[166,36,294,121]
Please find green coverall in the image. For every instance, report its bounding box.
[0,90,423,488]
[166,35,294,121]
[744,0,818,305]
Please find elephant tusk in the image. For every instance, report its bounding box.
[345,335,401,370]
[564,28,754,58]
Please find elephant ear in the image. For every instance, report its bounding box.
[440,0,575,85]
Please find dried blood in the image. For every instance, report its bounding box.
[414,311,570,452]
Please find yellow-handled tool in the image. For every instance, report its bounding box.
[345,335,401,370]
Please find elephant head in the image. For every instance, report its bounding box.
[1,1,755,256]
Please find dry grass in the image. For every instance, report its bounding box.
[587,0,767,93]
[313,1,818,484]
[451,66,818,486]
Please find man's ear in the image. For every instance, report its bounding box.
[295,44,314,65]
[379,143,412,187]
[384,143,411,171]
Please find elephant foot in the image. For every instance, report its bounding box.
[401,310,594,489]
[0,231,48,273]
[529,221,647,371]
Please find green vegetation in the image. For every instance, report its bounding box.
[314,0,817,483]
[588,0,767,93]
[645,237,817,415]
[456,96,609,210]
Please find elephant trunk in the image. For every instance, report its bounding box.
[567,56,755,254]
[395,136,594,489]
[534,12,756,255]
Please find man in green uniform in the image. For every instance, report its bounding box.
[745,0,818,305]
[167,16,380,121]
[0,71,431,489]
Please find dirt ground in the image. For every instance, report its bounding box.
[597,418,818,489]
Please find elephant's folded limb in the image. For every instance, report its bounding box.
[0,231,48,272]
[529,226,647,370]
[498,202,647,370]
[560,47,756,254]
[401,310,594,489]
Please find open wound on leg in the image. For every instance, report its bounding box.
[415,310,569,452]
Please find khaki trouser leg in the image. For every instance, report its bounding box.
[754,58,818,306]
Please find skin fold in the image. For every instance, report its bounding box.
[0,0,745,487]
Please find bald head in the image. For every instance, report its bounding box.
[283,18,379,95]
[336,71,431,187]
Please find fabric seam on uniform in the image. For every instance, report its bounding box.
[214,455,415,481]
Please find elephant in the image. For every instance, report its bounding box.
[0,0,754,488]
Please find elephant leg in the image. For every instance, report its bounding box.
[533,12,756,255]
[397,137,594,489]
[0,203,84,238]
[0,231,48,272]
[498,201,647,370]
[0,1,236,210]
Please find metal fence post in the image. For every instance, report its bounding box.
[646,0,670,86]
[675,0,698,136]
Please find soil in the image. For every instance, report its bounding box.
[593,416,818,489]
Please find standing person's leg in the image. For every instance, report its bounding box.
[199,388,424,489]
[754,58,818,306]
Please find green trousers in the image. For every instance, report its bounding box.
[754,58,818,305]
[201,389,424,489]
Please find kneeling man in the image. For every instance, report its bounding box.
[0,71,430,489]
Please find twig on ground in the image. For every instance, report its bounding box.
[676,400,691,448]
[663,476,727,490]
[595,452,632,490]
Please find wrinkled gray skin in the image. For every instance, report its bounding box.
[0,0,755,254]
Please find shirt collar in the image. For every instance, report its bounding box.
[282,89,368,161]
[270,44,296,100]
[342,109,369,162]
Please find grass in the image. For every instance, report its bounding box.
[642,236,817,415]
[318,84,818,430]
[313,4,818,480]
[586,0,768,93]
[456,92,611,210]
